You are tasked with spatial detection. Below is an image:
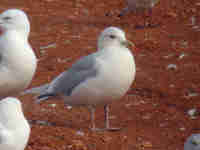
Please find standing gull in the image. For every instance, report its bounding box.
[0,97,30,150]
[119,0,160,27]
[184,134,200,150]
[0,9,37,98]
[37,27,136,131]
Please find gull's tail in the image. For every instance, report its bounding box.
[21,84,49,95]
[20,83,57,103]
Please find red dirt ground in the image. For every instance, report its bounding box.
[1,0,200,150]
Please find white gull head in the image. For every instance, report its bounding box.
[0,9,30,37]
[97,27,132,51]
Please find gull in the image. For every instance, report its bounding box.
[0,9,37,98]
[119,0,160,27]
[0,97,30,150]
[36,27,136,131]
[184,134,200,150]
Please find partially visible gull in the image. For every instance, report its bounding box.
[119,0,160,27]
[184,134,200,150]
[0,9,37,98]
[0,97,30,150]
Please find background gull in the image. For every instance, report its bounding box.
[184,134,200,150]
[119,0,160,27]
[0,9,37,98]
[36,27,136,131]
[0,97,30,150]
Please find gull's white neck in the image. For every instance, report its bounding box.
[98,42,125,51]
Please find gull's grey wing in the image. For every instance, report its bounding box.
[38,54,99,99]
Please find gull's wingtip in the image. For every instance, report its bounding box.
[35,93,56,104]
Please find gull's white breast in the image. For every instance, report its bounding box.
[0,31,37,98]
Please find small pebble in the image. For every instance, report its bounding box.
[187,108,198,119]
[178,53,186,59]
[49,103,57,107]
[66,105,72,110]
[167,64,177,70]
[179,127,186,131]
[75,130,85,136]
[40,43,57,49]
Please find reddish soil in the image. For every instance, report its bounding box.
[1,0,200,150]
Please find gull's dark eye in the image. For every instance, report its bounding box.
[3,16,11,20]
[109,35,116,39]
